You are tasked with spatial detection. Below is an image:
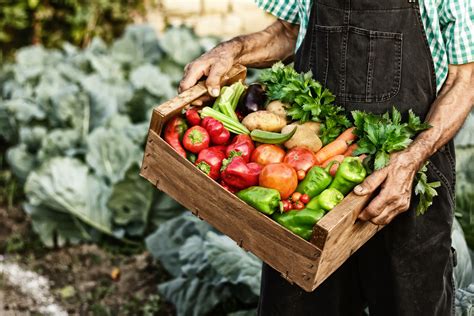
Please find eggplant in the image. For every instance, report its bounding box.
[237,83,267,116]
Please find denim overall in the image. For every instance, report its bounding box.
[258,0,456,315]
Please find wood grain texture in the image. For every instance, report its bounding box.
[310,192,384,290]
[141,130,322,291]
[150,64,247,134]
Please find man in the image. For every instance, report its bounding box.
[180,0,474,314]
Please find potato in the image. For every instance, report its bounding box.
[282,123,323,152]
[301,121,321,135]
[242,111,287,132]
[266,100,288,118]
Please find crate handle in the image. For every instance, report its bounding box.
[149,64,247,134]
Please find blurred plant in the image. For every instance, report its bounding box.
[0,0,147,60]
[0,25,213,247]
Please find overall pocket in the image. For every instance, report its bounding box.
[310,25,403,103]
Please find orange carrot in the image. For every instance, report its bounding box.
[314,140,348,165]
[344,143,358,157]
[328,163,339,176]
[321,154,345,167]
[336,127,357,143]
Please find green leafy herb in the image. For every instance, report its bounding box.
[414,162,441,216]
[259,62,350,144]
[352,108,431,170]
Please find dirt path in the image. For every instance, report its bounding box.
[0,206,174,315]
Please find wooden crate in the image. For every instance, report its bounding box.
[140,65,383,292]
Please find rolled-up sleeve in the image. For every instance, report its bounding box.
[254,0,300,24]
[439,0,474,64]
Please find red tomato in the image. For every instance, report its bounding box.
[291,192,302,202]
[294,201,305,210]
[297,170,306,181]
[282,200,291,212]
[251,144,286,166]
[283,147,317,173]
[259,163,298,199]
[300,194,310,204]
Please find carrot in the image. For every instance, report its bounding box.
[328,163,339,176]
[344,143,358,157]
[321,154,345,167]
[336,127,357,144]
[314,139,348,165]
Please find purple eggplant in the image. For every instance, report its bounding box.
[237,83,267,116]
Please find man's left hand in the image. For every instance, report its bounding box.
[353,152,423,225]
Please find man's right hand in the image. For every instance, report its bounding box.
[178,20,299,104]
[179,40,243,100]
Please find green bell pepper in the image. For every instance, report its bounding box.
[237,186,282,215]
[328,157,367,195]
[272,188,344,240]
[296,164,333,198]
[305,188,345,212]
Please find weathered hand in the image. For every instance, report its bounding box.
[353,152,423,225]
[179,41,242,103]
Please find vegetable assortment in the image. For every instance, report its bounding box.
[163,63,439,240]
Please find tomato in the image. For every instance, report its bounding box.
[297,170,306,181]
[283,147,317,173]
[251,144,286,166]
[294,201,305,210]
[300,194,310,204]
[282,200,291,212]
[259,163,298,199]
[291,192,302,202]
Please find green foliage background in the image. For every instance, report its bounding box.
[0,0,146,61]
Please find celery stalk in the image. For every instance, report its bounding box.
[201,107,250,135]
[212,82,245,122]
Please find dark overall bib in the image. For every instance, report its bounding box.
[258,0,457,315]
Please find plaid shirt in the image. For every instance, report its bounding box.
[254,0,474,92]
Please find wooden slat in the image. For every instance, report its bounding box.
[149,64,247,134]
[141,130,322,291]
[310,193,383,290]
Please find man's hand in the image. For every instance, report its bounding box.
[178,19,299,103]
[354,152,422,225]
[354,62,474,225]
[179,41,242,99]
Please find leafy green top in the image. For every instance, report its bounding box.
[352,108,431,170]
[259,62,350,145]
[414,162,441,216]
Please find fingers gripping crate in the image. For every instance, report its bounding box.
[140,65,383,292]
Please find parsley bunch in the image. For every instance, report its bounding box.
[414,163,441,215]
[352,108,431,170]
[259,62,350,145]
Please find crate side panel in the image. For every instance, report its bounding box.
[312,218,382,290]
[142,130,322,291]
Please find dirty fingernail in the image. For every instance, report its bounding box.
[354,185,364,194]
[210,88,220,97]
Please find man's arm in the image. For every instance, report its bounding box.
[355,63,474,225]
[179,20,299,99]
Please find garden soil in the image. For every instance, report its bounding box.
[0,205,174,315]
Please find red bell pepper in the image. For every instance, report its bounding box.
[185,108,201,126]
[226,134,255,162]
[164,116,188,158]
[195,147,226,180]
[221,156,262,190]
[210,145,227,155]
[183,126,210,153]
[201,117,230,145]
[219,180,238,194]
